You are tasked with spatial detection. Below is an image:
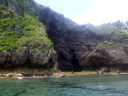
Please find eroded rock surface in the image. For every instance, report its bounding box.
[1,0,128,72]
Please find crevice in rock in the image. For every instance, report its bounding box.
[57,51,71,71]
[24,57,31,67]
[124,47,128,56]
[71,49,81,71]
[6,0,8,7]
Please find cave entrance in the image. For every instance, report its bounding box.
[71,50,81,71]
[99,62,110,72]
[99,62,109,68]
[87,57,110,71]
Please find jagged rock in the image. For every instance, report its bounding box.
[0,48,57,70]
[0,0,58,71]
[0,0,37,16]
[1,0,128,72]
[87,43,128,72]
[38,7,98,71]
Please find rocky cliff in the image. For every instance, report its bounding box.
[0,1,57,73]
[0,0,128,72]
[38,7,98,71]
[36,5,128,72]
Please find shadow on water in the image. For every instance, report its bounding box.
[71,86,128,94]
[42,77,128,95]
[57,82,128,95]
[13,89,26,96]
[41,75,128,95]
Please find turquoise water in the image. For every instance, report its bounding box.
[0,75,128,96]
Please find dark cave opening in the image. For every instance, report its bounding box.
[71,49,82,71]
[57,50,82,71]
[99,62,109,68]
[87,57,110,71]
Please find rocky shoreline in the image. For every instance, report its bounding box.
[0,72,65,79]
[0,71,127,80]
[1,0,128,74]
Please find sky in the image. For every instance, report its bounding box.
[34,0,128,25]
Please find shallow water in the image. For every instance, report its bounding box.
[0,75,128,96]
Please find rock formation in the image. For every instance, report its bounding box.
[0,0,57,72]
[0,0,128,72]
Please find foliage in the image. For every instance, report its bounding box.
[112,30,128,40]
[98,42,107,47]
[0,6,53,53]
[85,23,119,35]
[0,74,6,77]
[0,6,14,19]
[8,74,14,78]
[18,0,37,16]
[115,30,128,36]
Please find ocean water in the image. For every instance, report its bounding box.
[0,74,128,96]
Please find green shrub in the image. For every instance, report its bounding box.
[0,6,53,53]
[8,74,14,78]
[0,74,6,77]
[98,42,107,47]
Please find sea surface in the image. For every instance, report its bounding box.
[0,74,128,96]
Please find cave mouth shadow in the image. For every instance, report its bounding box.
[71,49,82,72]
[86,57,110,71]
[57,49,82,71]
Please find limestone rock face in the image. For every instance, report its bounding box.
[0,0,57,70]
[1,0,128,72]
[0,0,37,16]
[38,6,128,72]
[38,7,98,71]
[87,42,128,72]
[0,48,57,70]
